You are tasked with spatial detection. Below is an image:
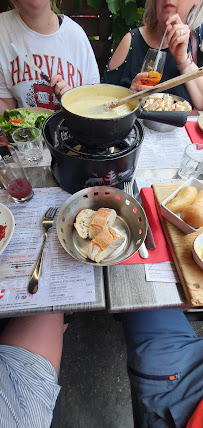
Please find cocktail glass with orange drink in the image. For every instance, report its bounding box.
[138,48,167,87]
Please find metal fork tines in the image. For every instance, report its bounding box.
[123,182,149,259]
[28,207,57,295]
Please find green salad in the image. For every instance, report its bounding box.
[0,108,50,142]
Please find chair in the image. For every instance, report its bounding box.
[61,0,112,77]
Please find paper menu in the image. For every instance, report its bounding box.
[137,125,191,170]
[0,187,96,311]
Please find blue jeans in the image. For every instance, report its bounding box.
[121,309,203,428]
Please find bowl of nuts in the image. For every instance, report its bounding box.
[141,93,192,132]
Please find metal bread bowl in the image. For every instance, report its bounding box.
[141,93,191,132]
[56,186,147,266]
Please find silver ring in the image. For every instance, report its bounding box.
[180,29,185,36]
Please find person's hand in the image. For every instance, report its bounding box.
[166,14,190,65]
[50,75,71,99]
[130,72,153,92]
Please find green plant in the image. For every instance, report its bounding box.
[105,0,145,44]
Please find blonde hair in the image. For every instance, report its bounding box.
[142,0,203,31]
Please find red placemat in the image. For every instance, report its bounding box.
[120,187,172,265]
[185,121,203,149]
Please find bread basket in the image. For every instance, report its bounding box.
[56,186,147,266]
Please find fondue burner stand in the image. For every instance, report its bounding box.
[42,111,144,194]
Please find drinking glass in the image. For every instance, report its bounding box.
[0,147,33,202]
[12,127,43,163]
[138,48,167,86]
[177,144,203,179]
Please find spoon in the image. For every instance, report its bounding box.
[106,66,203,109]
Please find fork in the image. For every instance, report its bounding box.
[28,207,57,295]
[123,182,149,259]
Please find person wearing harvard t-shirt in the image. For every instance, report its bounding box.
[0,0,100,113]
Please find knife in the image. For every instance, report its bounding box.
[133,180,156,250]
[11,43,51,83]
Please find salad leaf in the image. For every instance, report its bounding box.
[0,108,51,141]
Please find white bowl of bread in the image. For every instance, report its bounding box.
[161,178,203,234]
[192,232,203,270]
[56,186,147,265]
[141,93,192,132]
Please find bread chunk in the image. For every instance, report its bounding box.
[166,186,198,213]
[74,209,95,239]
[88,227,125,262]
[89,208,117,239]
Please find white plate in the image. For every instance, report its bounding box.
[198,113,203,132]
[192,232,203,270]
[0,204,15,254]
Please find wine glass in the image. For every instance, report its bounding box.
[138,48,167,86]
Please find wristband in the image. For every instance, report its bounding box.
[177,52,193,71]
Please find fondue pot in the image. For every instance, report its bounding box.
[42,111,144,194]
[61,84,187,149]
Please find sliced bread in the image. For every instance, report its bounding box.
[89,208,117,239]
[88,227,125,263]
[74,209,95,239]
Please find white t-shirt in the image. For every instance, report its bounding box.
[0,10,100,110]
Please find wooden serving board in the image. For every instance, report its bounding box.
[152,182,203,306]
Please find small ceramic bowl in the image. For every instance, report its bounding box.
[161,177,203,234]
[192,232,203,270]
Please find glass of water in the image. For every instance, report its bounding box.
[178,144,203,179]
[12,127,43,163]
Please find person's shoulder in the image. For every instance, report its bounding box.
[62,15,88,38]
[0,9,17,24]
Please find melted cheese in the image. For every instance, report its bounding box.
[63,95,133,119]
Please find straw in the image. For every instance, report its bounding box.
[159,27,168,52]
[154,27,167,69]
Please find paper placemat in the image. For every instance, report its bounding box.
[0,188,96,312]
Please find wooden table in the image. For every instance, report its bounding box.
[1,117,202,316]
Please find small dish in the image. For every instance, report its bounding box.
[0,203,15,254]
[192,232,203,270]
[198,113,203,132]
[56,186,147,266]
[161,177,203,234]
[141,93,191,132]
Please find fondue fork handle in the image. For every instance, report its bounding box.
[107,66,203,108]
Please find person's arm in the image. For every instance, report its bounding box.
[0,97,17,114]
[108,33,131,71]
[0,313,64,376]
[166,14,203,110]
[108,32,154,92]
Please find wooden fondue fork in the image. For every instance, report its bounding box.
[106,66,203,109]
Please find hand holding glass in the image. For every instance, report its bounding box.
[138,48,167,86]
[0,147,33,202]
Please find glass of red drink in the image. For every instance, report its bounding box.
[0,147,33,202]
[138,48,167,86]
